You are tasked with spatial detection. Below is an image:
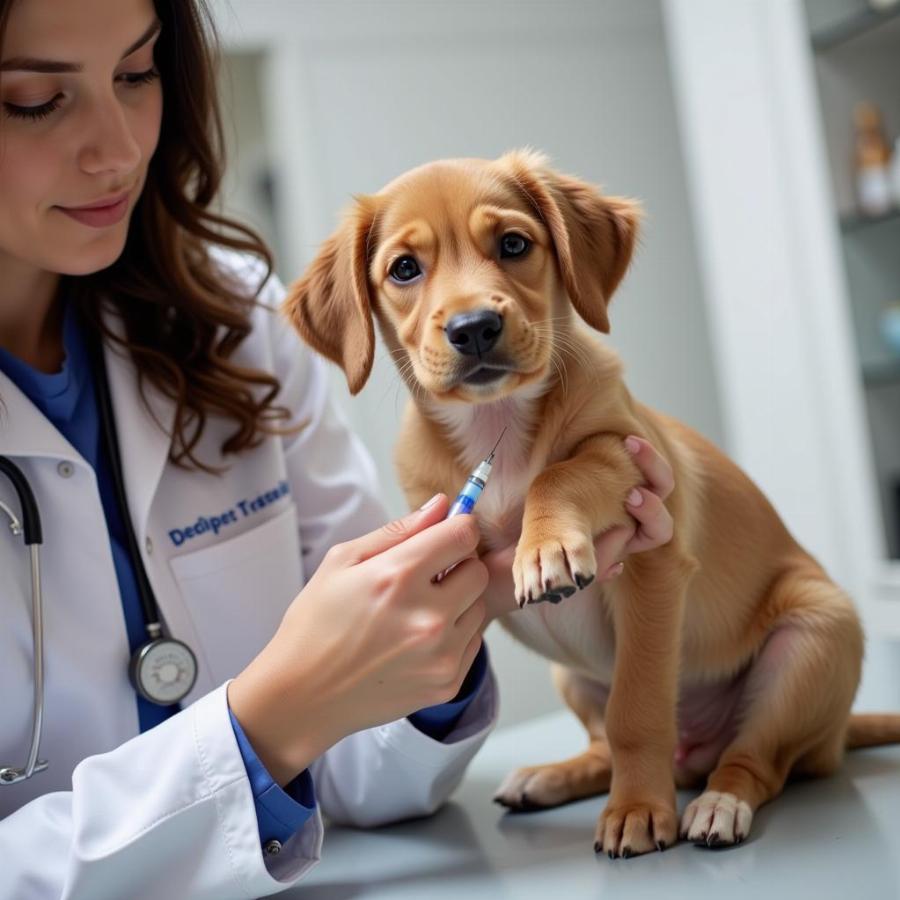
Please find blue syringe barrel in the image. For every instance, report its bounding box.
[447,475,485,517]
[446,458,494,517]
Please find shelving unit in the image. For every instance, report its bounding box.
[664,0,900,635]
[806,0,900,562]
[862,359,900,387]
[840,207,900,233]
[811,3,900,50]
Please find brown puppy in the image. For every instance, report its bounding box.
[284,149,900,858]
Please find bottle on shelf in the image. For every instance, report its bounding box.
[854,101,893,217]
[881,302,900,358]
[890,136,900,209]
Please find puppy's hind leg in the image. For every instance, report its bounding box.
[494,667,612,810]
[682,566,864,848]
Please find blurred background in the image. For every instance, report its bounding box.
[209,0,900,729]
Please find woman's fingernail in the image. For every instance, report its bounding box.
[625,436,641,454]
[627,488,643,507]
[419,493,441,510]
[605,562,625,579]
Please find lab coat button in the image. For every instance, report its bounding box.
[57,461,74,478]
[145,536,153,555]
[264,839,282,856]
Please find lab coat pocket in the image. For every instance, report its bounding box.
[169,502,304,685]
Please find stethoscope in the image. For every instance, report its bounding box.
[0,325,198,785]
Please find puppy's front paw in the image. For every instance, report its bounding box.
[680,790,753,847]
[596,798,678,859]
[513,530,596,608]
[493,765,562,811]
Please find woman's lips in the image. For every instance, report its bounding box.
[57,192,130,228]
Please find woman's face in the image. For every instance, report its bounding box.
[0,0,162,277]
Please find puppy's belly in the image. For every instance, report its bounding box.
[498,590,749,777]
[496,586,617,685]
[673,666,750,777]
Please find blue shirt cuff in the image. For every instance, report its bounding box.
[407,642,488,741]
[228,708,316,847]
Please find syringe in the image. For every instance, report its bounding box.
[433,429,506,584]
[446,427,507,518]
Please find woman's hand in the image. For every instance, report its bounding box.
[228,494,487,785]
[479,435,675,623]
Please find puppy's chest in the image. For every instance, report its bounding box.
[474,457,532,550]
[499,589,618,683]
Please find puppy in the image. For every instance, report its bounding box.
[284,149,900,858]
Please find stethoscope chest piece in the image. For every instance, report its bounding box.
[129,637,198,705]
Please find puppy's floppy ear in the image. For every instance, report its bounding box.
[283,195,377,395]
[499,149,641,333]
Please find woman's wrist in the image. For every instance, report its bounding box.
[227,650,344,787]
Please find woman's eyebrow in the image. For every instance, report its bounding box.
[0,18,161,73]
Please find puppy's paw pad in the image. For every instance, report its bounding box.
[680,791,753,847]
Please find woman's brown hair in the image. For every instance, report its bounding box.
[0,0,295,472]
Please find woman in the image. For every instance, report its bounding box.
[0,0,675,896]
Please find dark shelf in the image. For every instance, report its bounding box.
[841,206,900,234]
[811,5,900,51]
[862,358,900,386]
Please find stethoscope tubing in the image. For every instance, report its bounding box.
[0,455,48,784]
[0,455,42,544]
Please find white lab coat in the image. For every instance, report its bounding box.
[0,251,498,899]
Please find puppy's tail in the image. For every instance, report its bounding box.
[845,713,900,749]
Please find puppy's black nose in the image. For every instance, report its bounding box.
[444,310,503,356]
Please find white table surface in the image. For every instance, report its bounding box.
[282,685,900,899]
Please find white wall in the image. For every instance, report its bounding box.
[216,50,282,263]
[213,0,724,727]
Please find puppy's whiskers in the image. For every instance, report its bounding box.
[372,347,412,412]
[371,346,428,411]
[531,324,593,373]
[548,347,568,400]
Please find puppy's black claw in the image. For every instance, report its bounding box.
[539,581,575,599]
[656,840,667,852]
[621,846,632,859]
[607,849,615,860]
[574,573,595,590]
[594,841,603,854]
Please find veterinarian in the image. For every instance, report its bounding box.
[0,0,676,896]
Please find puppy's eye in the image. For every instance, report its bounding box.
[389,256,421,283]
[499,233,531,259]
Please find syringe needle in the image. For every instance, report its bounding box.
[487,427,507,463]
